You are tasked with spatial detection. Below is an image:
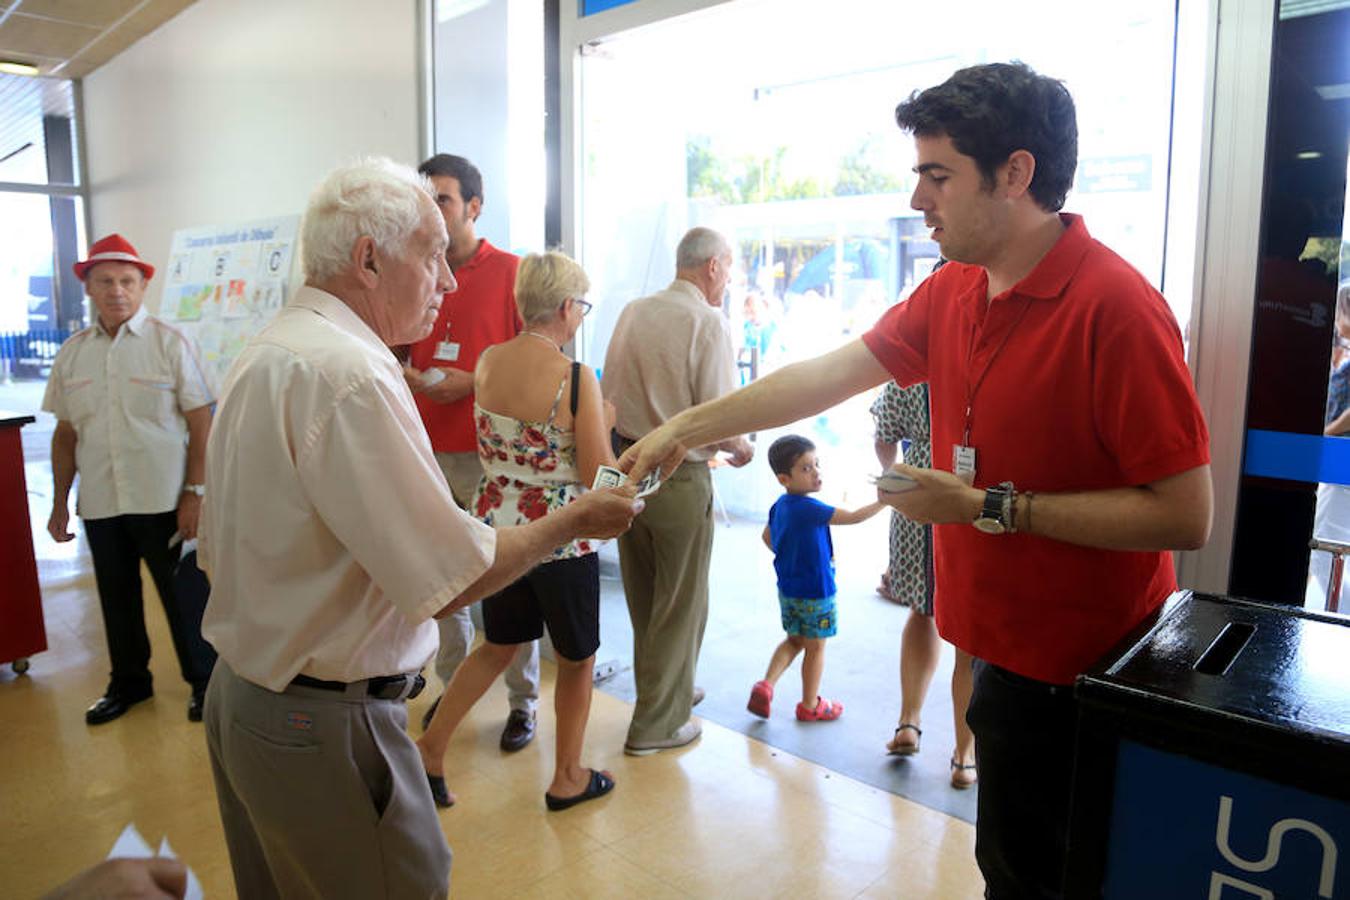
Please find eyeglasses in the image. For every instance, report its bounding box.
[573,298,593,316]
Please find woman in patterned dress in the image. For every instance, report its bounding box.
[871,380,977,789]
[417,252,619,811]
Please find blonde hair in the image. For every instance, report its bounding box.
[515,251,590,324]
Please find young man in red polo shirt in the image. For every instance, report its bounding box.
[618,63,1212,899]
[403,154,540,755]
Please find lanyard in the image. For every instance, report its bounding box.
[962,295,1034,447]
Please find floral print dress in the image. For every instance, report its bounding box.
[472,370,592,560]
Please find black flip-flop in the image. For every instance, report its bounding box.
[544,768,615,812]
[426,772,454,808]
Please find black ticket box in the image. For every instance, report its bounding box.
[1064,590,1349,899]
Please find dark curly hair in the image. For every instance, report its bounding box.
[417,153,484,207]
[895,62,1077,212]
[768,434,815,477]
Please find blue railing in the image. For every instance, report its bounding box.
[0,328,71,378]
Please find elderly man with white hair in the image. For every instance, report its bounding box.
[198,158,642,899]
[601,226,755,756]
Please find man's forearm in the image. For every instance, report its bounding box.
[671,340,890,450]
[886,463,1212,553]
[183,406,211,484]
[436,504,588,616]
[50,432,76,505]
[1014,481,1211,552]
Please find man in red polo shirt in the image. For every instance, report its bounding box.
[404,154,539,753]
[618,63,1211,899]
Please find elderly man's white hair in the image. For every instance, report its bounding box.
[675,226,731,271]
[301,157,434,283]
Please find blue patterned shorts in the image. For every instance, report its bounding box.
[778,592,837,639]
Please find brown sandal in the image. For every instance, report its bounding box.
[886,723,922,756]
[950,758,978,790]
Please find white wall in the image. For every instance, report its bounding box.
[82,0,423,313]
[434,0,510,246]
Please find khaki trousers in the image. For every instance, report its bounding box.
[205,663,451,899]
[432,451,539,710]
[618,460,714,744]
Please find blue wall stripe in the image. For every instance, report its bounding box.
[580,0,639,15]
[1243,429,1350,484]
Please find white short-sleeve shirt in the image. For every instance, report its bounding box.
[198,286,497,691]
[601,279,738,461]
[41,306,215,519]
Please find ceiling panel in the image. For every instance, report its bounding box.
[0,0,196,78]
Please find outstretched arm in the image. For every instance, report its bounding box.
[830,500,886,526]
[621,339,890,482]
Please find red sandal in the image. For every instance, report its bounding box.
[747,680,773,718]
[795,697,843,722]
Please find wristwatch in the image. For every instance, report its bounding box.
[972,482,1014,534]
[182,483,206,497]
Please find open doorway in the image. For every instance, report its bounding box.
[575,0,1184,820]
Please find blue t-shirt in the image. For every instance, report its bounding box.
[769,493,835,598]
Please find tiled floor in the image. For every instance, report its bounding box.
[0,381,984,897]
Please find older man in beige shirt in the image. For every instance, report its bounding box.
[199,158,640,900]
[43,234,216,726]
[602,227,754,755]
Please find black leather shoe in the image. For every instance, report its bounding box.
[85,691,151,726]
[187,693,205,722]
[499,709,536,752]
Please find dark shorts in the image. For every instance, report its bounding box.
[482,553,600,661]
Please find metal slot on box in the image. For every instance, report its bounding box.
[1193,622,1256,676]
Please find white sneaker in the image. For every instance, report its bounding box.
[624,720,702,756]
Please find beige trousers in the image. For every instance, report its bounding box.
[618,460,714,744]
[204,663,451,899]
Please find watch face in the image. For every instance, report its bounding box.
[973,517,1006,535]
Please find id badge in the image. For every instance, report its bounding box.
[953,444,976,484]
[433,341,460,362]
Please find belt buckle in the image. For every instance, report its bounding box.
[407,673,426,701]
[369,673,425,701]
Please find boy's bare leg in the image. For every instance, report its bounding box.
[762,635,804,686]
[799,637,827,708]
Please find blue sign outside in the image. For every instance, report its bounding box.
[1104,740,1348,898]
[580,0,639,15]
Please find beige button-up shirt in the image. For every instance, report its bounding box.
[199,287,496,691]
[41,306,214,520]
[601,279,737,462]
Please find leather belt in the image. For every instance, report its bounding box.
[290,672,426,701]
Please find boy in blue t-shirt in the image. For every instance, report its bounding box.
[749,435,884,721]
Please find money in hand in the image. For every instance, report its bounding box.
[871,470,919,494]
[592,464,662,498]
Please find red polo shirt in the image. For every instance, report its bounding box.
[409,239,522,452]
[862,215,1210,684]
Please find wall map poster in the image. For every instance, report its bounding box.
[160,215,299,387]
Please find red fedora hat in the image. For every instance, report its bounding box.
[74,233,155,281]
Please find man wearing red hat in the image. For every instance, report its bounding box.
[43,233,218,725]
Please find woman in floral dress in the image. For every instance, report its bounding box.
[417,252,620,811]
[871,380,977,789]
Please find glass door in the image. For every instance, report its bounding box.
[1230,1,1350,611]
[575,0,1182,519]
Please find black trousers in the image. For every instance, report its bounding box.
[83,511,216,697]
[967,659,1079,900]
